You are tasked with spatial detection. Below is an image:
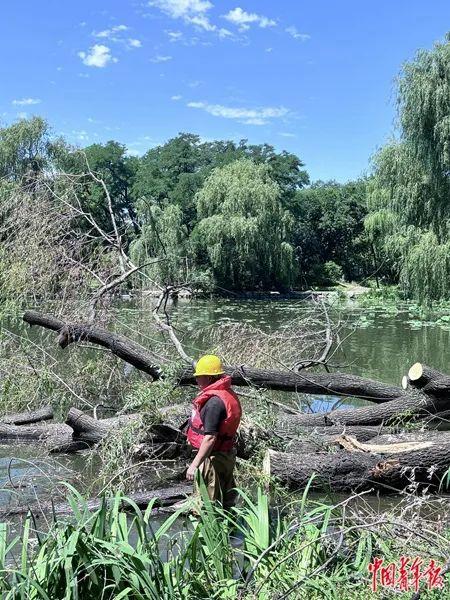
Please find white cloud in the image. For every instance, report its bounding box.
[171,94,182,100]
[279,132,296,138]
[150,55,173,62]
[17,112,28,119]
[78,44,117,68]
[150,0,226,34]
[12,97,41,106]
[94,24,129,39]
[187,14,215,31]
[128,38,142,48]
[126,148,141,157]
[149,0,212,19]
[72,129,89,141]
[167,30,183,41]
[285,26,310,41]
[187,101,289,124]
[223,7,276,31]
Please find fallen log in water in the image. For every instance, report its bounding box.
[24,310,413,404]
[264,439,450,493]
[0,405,53,425]
[180,367,410,404]
[275,388,447,428]
[0,484,193,517]
[404,363,450,398]
[0,422,72,443]
[23,310,163,381]
[66,407,141,444]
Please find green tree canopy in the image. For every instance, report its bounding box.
[133,134,308,232]
[0,117,59,183]
[192,159,295,291]
[292,180,370,285]
[365,33,450,301]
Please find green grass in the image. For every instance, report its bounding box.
[0,481,448,599]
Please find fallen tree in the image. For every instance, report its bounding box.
[0,405,53,425]
[23,311,412,404]
[404,362,450,398]
[275,387,447,428]
[0,483,192,517]
[0,422,71,443]
[264,439,450,493]
[23,311,163,381]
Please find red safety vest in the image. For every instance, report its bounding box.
[187,376,242,452]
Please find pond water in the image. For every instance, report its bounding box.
[1,297,450,514]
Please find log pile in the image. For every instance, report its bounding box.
[18,309,450,495]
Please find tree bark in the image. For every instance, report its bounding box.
[275,389,446,428]
[406,363,450,398]
[284,425,394,454]
[264,442,450,493]
[277,424,392,441]
[180,366,409,403]
[0,483,193,517]
[0,405,53,425]
[66,407,141,444]
[0,422,72,443]
[370,431,450,445]
[24,310,413,404]
[23,310,163,380]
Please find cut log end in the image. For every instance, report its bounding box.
[408,362,424,382]
[401,375,409,390]
[263,449,272,477]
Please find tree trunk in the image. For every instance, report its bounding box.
[0,422,72,443]
[180,367,409,403]
[284,425,394,454]
[0,405,53,425]
[405,363,450,398]
[24,310,413,404]
[275,389,446,428]
[23,310,163,380]
[370,431,450,445]
[264,442,450,493]
[277,424,392,441]
[66,407,141,444]
[0,483,192,517]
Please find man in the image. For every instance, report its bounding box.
[185,354,242,509]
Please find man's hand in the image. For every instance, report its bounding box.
[186,464,197,481]
[186,435,216,481]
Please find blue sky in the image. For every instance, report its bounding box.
[1,1,449,182]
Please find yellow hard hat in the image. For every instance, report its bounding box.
[194,354,224,377]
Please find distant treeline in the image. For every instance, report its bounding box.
[1,34,450,299]
[0,118,371,293]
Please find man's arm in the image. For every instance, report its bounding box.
[186,434,217,480]
[186,396,226,481]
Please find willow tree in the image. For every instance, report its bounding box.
[130,203,189,285]
[366,33,450,302]
[192,159,295,290]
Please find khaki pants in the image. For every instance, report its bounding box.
[194,449,237,509]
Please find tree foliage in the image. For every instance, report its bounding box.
[192,159,295,290]
[292,180,370,285]
[0,117,370,294]
[366,33,450,301]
